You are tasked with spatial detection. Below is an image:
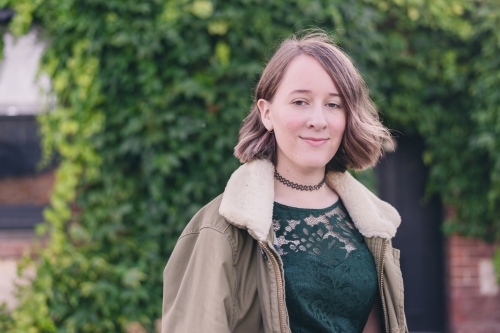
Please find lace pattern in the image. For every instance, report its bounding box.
[273,203,357,263]
[273,200,378,333]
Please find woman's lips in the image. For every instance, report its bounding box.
[301,137,329,147]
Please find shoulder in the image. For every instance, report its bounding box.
[180,194,229,238]
[178,194,252,264]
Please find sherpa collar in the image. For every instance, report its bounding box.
[219,159,401,241]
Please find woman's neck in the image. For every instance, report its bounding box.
[274,163,339,209]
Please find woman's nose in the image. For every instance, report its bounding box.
[307,103,328,129]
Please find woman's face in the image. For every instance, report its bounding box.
[258,55,346,173]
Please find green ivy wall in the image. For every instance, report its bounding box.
[0,0,499,331]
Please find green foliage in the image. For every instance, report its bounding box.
[0,303,14,332]
[1,0,499,331]
[359,0,500,243]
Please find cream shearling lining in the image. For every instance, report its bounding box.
[219,159,401,241]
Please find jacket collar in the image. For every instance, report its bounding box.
[219,159,401,241]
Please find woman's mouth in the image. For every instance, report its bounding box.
[301,137,329,147]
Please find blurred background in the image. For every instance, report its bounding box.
[0,0,499,332]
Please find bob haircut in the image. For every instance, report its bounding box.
[234,31,392,172]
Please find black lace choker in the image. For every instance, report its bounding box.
[274,169,326,191]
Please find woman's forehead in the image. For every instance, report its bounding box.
[276,55,339,96]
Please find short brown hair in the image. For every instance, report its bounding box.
[234,31,392,172]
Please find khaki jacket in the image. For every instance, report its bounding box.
[162,160,408,333]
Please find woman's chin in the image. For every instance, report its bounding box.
[277,150,336,171]
[291,159,332,172]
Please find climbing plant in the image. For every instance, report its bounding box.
[0,0,498,331]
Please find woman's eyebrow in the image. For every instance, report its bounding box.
[288,89,312,95]
[288,89,340,97]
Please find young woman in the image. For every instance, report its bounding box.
[162,32,408,333]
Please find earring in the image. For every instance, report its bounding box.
[268,128,274,134]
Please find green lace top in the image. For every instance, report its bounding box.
[272,200,378,333]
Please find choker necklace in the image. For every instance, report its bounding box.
[274,169,326,191]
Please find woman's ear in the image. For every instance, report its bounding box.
[257,99,273,132]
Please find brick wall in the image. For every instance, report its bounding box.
[0,170,54,259]
[0,229,37,260]
[446,235,500,333]
[0,170,54,205]
[0,171,54,309]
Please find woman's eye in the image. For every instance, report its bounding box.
[327,102,340,108]
[292,100,307,106]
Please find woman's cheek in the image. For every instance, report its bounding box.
[329,114,346,133]
[284,118,304,132]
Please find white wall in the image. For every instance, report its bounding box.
[0,30,51,116]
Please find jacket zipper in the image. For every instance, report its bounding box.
[259,241,287,333]
[379,238,389,333]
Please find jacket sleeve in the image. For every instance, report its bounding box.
[161,227,236,333]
